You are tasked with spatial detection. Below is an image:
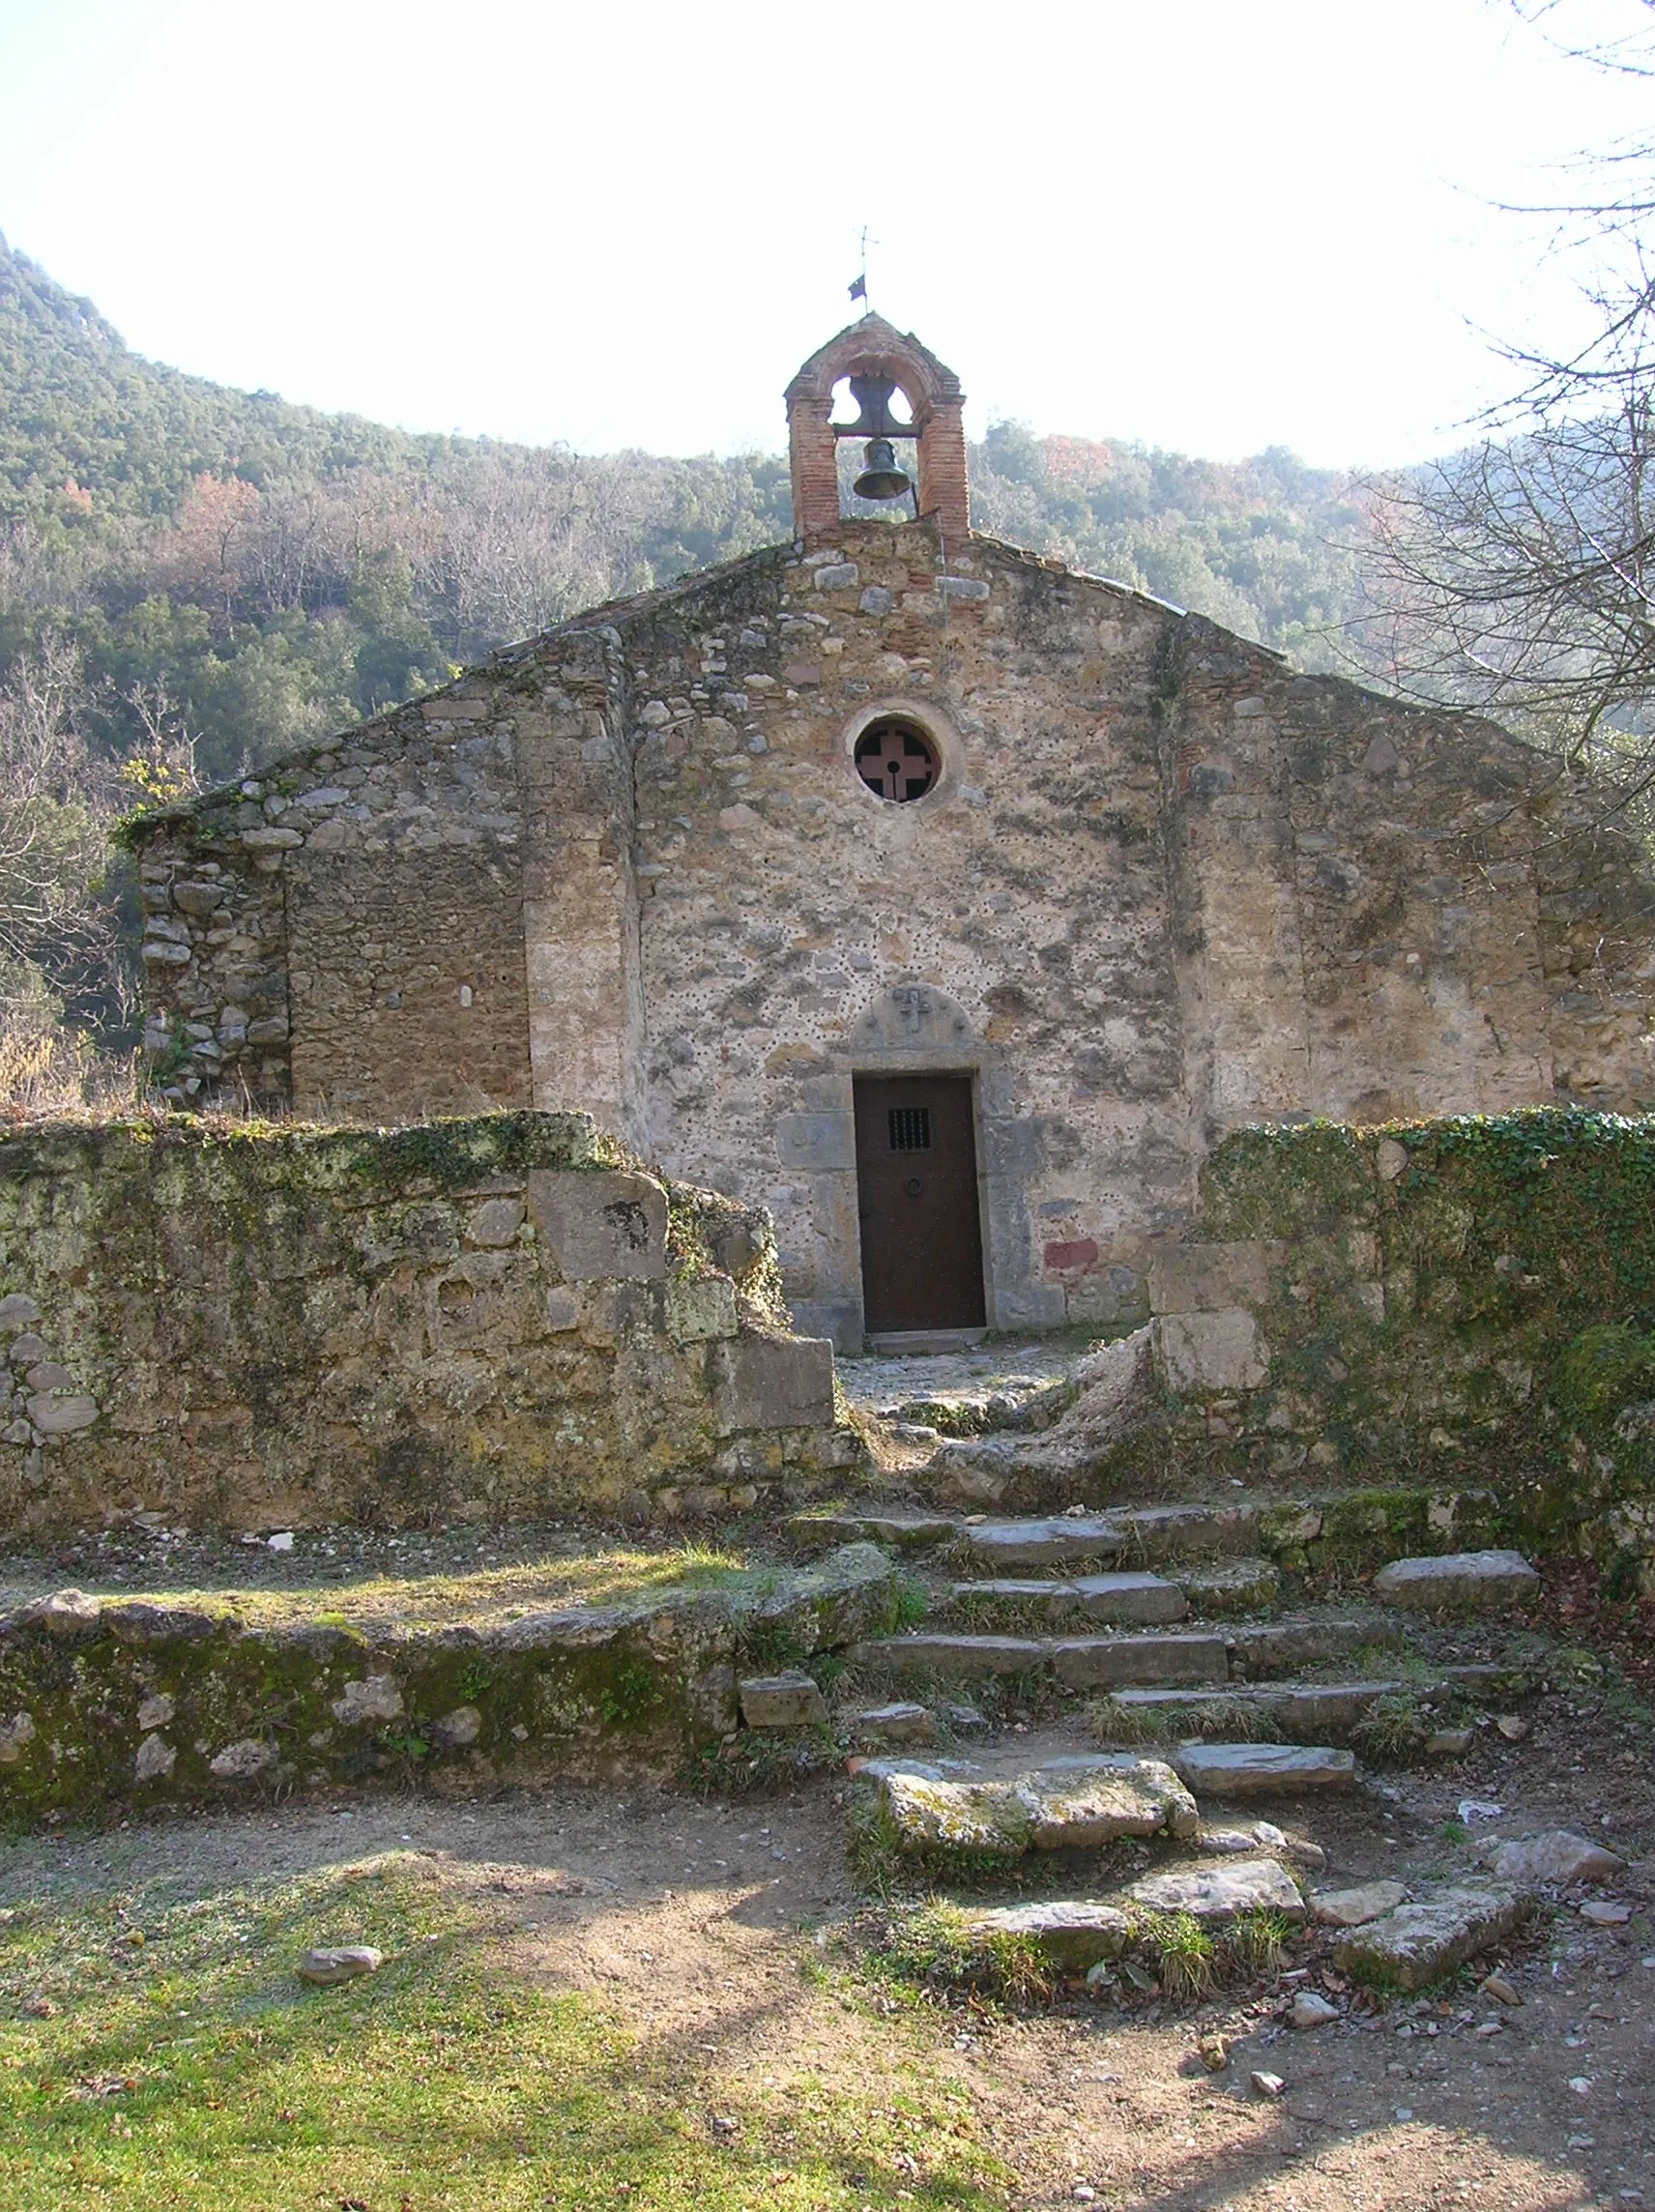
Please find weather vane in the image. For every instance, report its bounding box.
[849,226,878,313]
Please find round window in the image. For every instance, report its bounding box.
[854,715,940,802]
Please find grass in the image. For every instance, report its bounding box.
[0,1543,761,1631]
[0,1852,1011,2212]
[0,1021,135,1124]
[1228,1908,1292,1977]
[1135,1910,1214,1999]
[1088,1694,1285,1748]
[688,1726,843,1798]
[1349,1693,1433,1766]
[867,1902,1055,2007]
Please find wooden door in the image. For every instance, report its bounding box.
[854,1075,986,1332]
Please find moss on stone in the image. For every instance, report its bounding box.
[0,1544,899,1826]
[1199,1123,1376,1240]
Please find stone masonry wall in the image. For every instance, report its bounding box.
[1146,1110,1655,1593]
[0,1544,900,1819]
[132,628,642,1137]
[0,1112,854,1542]
[1163,621,1564,1137]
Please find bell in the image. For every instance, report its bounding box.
[853,436,914,503]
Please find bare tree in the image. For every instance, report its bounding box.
[0,636,118,986]
[1359,3,1655,803]
[118,675,202,809]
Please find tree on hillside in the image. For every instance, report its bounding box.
[0,636,121,1017]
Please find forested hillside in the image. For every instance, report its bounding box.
[0,233,1369,774]
[0,230,1371,1052]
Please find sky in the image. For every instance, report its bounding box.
[1,0,1652,469]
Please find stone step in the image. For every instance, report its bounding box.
[1333,1882,1531,1992]
[853,1752,1200,1866]
[1052,1632,1231,1689]
[936,1558,1284,1630]
[1092,1664,1522,1746]
[957,1501,1283,1572]
[957,1515,1129,1571]
[940,1572,1189,1628]
[850,1628,1232,1690]
[850,1631,1049,1679]
[878,1376,1077,1438]
[953,1854,1310,1967]
[785,1508,961,1555]
[1175,1557,1281,1613]
[1172,1741,1356,1796]
[943,1487,1508,1573]
[852,1613,1428,1702]
[1095,1679,1406,1744]
[1372,1550,1539,1613]
[1229,1615,1400,1674]
[955,1901,1129,1969]
[1127,1855,1307,1922]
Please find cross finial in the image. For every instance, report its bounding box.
[849,225,878,313]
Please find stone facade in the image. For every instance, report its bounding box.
[0,1114,854,1538]
[131,318,1655,1352]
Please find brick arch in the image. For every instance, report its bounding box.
[784,314,970,544]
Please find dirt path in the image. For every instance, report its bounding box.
[5,1704,1650,2212]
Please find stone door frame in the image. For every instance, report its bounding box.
[774,983,1064,1350]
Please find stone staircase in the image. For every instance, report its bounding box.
[785,1433,1552,1994]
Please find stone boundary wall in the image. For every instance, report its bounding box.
[0,1545,899,1820]
[0,1112,858,1542]
[1146,1109,1655,1591]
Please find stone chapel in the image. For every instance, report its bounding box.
[131,315,1655,1351]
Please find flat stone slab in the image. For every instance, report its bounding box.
[1173,1558,1279,1613]
[1110,1502,1263,1557]
[787,1510,959,1553]
[945,1573,1187,1626]
[739,1671,828,1729]
[1128,1856,1304,1923]
[1174,1742,1356,1796]
[1373,1550,1539,1612]
[864,1755,1198,1857]
[1099,1681,1409,1745]
[959,1518,1127,1570]
[1231,1617,1400,1674]
[852,1633,1048,1678]
[1334,1883,1529,1992]
[1051,1632,1229,1689]
[1490,1830,1627,1885]
[855,1627,1230,1688]
[298,1945,383,1986]
[850,1701,938,1746]
[1310,1880,1410,1928]
[947,1577,1072,1606]
[1074,1572,1189,1623]
[956,1901,1130,1969]
[1022,1758,1201,1848]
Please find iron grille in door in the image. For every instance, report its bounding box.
[887,1106,932,1151]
